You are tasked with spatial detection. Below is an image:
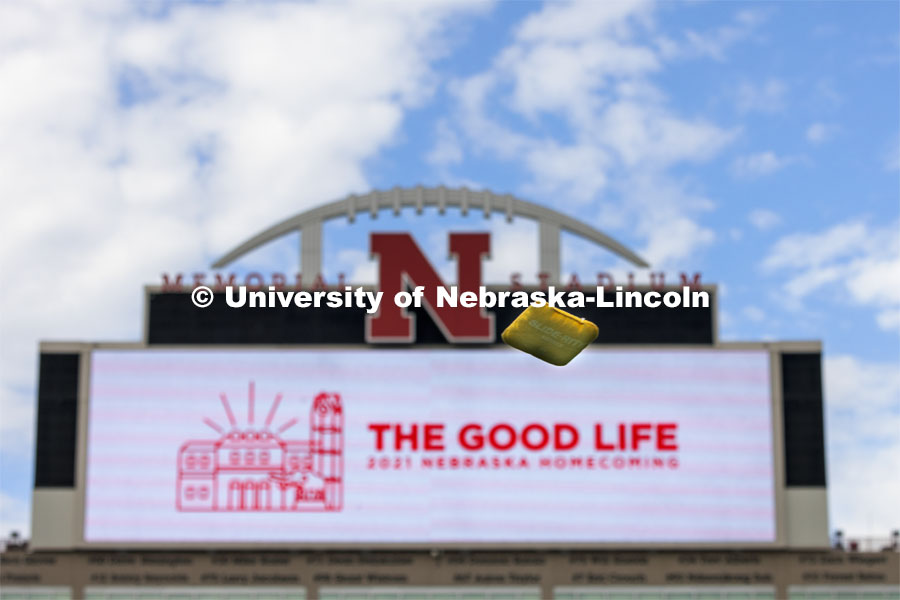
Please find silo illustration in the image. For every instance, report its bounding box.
[311,392,343,510]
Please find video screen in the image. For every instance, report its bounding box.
[84,348,775,544]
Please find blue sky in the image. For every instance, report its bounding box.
[0,0,897,540]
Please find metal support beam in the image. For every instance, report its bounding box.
[539,221,560,284]
[300,220,322,285]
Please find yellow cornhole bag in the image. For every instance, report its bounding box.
[501,304,599,366]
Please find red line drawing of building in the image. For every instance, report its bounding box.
[176,384,343,512]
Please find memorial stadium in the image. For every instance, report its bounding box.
[1,188,897,599]
[1,2,897,600]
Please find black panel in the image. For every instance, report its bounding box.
[34,353,80,488]
[781,352,826,487]
[147,288,715,345]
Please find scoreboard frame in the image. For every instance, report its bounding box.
[31,339,827,551]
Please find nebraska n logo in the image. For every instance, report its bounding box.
[209,186,650,344]
[176,383,344,512]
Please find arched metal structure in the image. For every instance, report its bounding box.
[212,186,650,281]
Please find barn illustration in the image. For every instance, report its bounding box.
[176,384,343,512]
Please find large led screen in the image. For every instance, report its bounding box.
[84,349,775,544]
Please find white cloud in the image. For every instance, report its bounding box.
[876,309,900,331]
[446,1,739,270]
[427,119,464,166]
[806,122,835,144]
[483,223,540,285]
[0,385,35,461]
[515,0,654,44]
[657,8,768,62]
[591,100,736,168]
[638,208,716,267]
[764,222,868,271]
[742,305,766,322]
[501,38,660,120]
[522,142,611,204]
[748,208,781,231]
[814,77,843,110]
[763,221,900,332]
[334,248,377,285]
[735,78,787,113]
[824,355,900,536]
[826,355,900,415]
[0,0,488,533]
[731,151,801,178]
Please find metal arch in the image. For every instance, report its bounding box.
[210,186,650,278]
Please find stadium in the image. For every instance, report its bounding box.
[1,188,897,599]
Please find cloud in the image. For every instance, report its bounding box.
[657,8,768,62]
[0,0,489,536]
[742,305,766,322]
[334,248,377,285]
[483,222,540,284]
[806,122,835,144]
[514,0,655,44]
[748,208,782,231]
[876,309,900,332]
[814,77,843,110]
[735,78,787,113]
[633,192,717,267]
[732,151,802,178]
[501,39,660,120]
[522,142,611,204]
[592,100,737,168]
[427,119,464,166]
[763,221,900,332]
[445,1,740,269]
[824,355,900,536]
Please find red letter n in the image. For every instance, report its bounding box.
[366,232,494,343]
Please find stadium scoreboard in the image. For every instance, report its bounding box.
[30,189,828,551]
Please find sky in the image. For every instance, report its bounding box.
[0,0,898,541]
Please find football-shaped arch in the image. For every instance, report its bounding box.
[211,186,650,281]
